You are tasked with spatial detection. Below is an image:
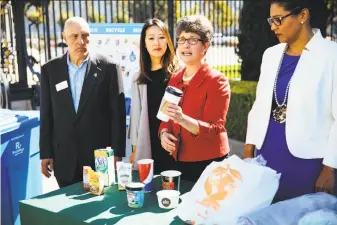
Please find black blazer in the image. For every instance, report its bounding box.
[39,53,126,182]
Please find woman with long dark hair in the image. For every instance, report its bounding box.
[129,18,178,174]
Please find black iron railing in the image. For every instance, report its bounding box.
[1,0,337,90]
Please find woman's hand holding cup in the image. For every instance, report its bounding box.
[157,86,183,122]
[164,102,185,124]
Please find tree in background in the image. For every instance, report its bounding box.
[209,1,233,30]
[128,0,151,23]
[57,11,74,29]
[88,10,106,23]
[326,0,337,39]
[24,2,44,25]
[154,0,167,23]
[174,1,234,30]
[110,0,129,23]
[174,1,199,19]
[236,0,329,81]
[236,1,278,81]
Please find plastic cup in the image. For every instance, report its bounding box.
[137,159,154,192]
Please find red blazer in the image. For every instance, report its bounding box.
[159,64,230,162]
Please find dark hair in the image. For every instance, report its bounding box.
[137,18,177,84]
[176,15,214,43]
[270,0,328,34]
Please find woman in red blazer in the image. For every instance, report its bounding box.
[159,15,231,182]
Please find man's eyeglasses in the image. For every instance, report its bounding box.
[176,37,203,45]
[267,6,301,26]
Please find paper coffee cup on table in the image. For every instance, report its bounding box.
[161,170,181,191]
[156,190,181,209]
[157,86,183,122]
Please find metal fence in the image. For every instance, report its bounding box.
[1,0,243,88]
[1,0,337,88]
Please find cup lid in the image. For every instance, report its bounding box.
[126,182,145,191]
[161,170,182,177]
[166,86,183,97]
[157,190,180,197]
[137,159,154,164]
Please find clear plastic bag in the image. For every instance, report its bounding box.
[243,154,267,166]
[298,209,337,225]
[237,193,337,225]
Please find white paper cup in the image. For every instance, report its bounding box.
[156,190,181,209]
[157,86,183,122]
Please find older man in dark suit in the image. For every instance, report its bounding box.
[40,17,126,188]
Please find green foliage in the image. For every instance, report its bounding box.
[174,1,183,20]
[226,81,257,142]
[154,0,168,23]
[127,0,149,23]
[24,0,50,7]
[174,1,233,29]
[57,11,74,28]
[209,1,233,29]
[112,14,129,23]
[85,2,107,23]
[88,10,106,23]
[25,5,43,25]
[185,3,200,16]
[214,64,241,80]
[111,1,129,23]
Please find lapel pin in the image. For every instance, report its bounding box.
[93,73,97,78]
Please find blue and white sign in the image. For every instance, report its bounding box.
[89,23,144,99]
[89,23,143,162]
[89,23,143,35]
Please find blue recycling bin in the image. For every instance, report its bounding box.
[1,110,42,225]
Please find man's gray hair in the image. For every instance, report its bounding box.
[64,17,90,31]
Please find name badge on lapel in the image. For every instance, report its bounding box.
[55,81,68,92]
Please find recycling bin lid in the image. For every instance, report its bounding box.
[0,109,39,134]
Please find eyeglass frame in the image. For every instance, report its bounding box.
[176,37,204,45]
[267,6,302,26]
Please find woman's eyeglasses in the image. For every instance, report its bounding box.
[176,37,203,45]
[267,6,301,26]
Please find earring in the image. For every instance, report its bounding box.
[301,21,304,24]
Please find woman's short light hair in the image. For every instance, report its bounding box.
[176,15,214,43]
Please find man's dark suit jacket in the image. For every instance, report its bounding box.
[39,53,126,183]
